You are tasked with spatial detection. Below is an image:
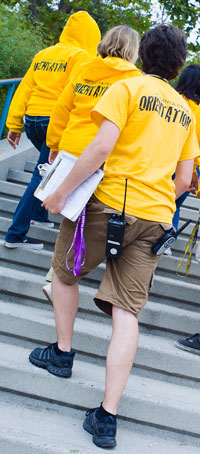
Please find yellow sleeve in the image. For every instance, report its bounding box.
[6,57,36,133]
[194,155,200,171]
[46,77,75,151]
[194,104,200,146]
[179,113,200,162]
[91,81,130,131]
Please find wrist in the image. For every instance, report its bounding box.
[55,188,67,199]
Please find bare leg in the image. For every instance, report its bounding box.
[103,306,139,414]
[52,271,78,352]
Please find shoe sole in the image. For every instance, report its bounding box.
[175,340,200,356]
[47,365,72,378]
[30,221,54,229]
[29,355,72,378]
[42,286,53,305]
[4,242,43,250]
[83,421,116,448]
[93,436,116,449]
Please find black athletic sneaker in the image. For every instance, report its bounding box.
[29,343,75,377]
[83,407,117,449]
[175,333,200,355]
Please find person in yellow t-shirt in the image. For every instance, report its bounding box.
[41,25,141,295]
[29,25,199,449]
[4,11,100,250]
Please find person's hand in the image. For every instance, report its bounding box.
[189,171,198,194]
[7,131,21,149]
[48,151,58,164]
[42,191,66,215]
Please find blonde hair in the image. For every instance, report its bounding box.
[97,25,139,63]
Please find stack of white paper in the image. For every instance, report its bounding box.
[34,150,104,221]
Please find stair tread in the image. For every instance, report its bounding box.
[0,341,200,407]
[2,298,200,380]
[1,391,199,454]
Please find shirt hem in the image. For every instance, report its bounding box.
[94,192,174,225]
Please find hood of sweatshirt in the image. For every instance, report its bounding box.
[80,56,141,81]
[59,11,101,57]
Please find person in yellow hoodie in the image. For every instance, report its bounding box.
[46,25,141,162]
[4,11,100,250]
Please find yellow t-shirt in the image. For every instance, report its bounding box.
[91,76,199,224]
[193,102,200,145]
[184,98,200,168]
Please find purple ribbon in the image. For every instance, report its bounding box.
[66,207,86,276]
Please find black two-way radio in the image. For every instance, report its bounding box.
[151,219,192,256]
[105,179,128,259]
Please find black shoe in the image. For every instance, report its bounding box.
[175,333,200,355]
[83,407,117,449]
[29,343,75,377]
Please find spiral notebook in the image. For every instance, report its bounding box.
[34,150,104,221]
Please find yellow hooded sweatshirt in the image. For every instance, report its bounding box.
[6,11,101,133]
[46,56,142,156]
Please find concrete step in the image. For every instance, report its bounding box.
[2,258,198,312]
[24,160,36,173]
[0,216,59,250]
[1,299,200,382]
[0,180,25,200]
[182,194,200,210]
[0,241,53,274]
[1,342,200,435]
[0,200,62,223]
[0,240,199,284]
[180,206,199,221]
[0,213,199,271]
[7,168,31,185]
[0,202,199,259]
[1,391,199,454]
[1,266,200,337]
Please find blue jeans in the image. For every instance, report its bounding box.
[173,191,189,231]
[172,166,199,231]
[5,115,50,242]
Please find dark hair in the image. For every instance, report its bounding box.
[139,24,187,81]
[175,64,200,104]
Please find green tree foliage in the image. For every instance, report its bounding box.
[3,0,153,43]
[158,0,200,52]
[0,4,45,137]
[0,4,46,79]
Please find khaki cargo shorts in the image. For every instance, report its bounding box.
[52,195,171,319]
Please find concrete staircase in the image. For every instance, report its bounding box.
[0,137,200,453]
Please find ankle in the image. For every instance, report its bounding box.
[102,400,117,416]
[56,342,71,354]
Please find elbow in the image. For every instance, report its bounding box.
[94,138,112,161]
[179,175,192,192]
